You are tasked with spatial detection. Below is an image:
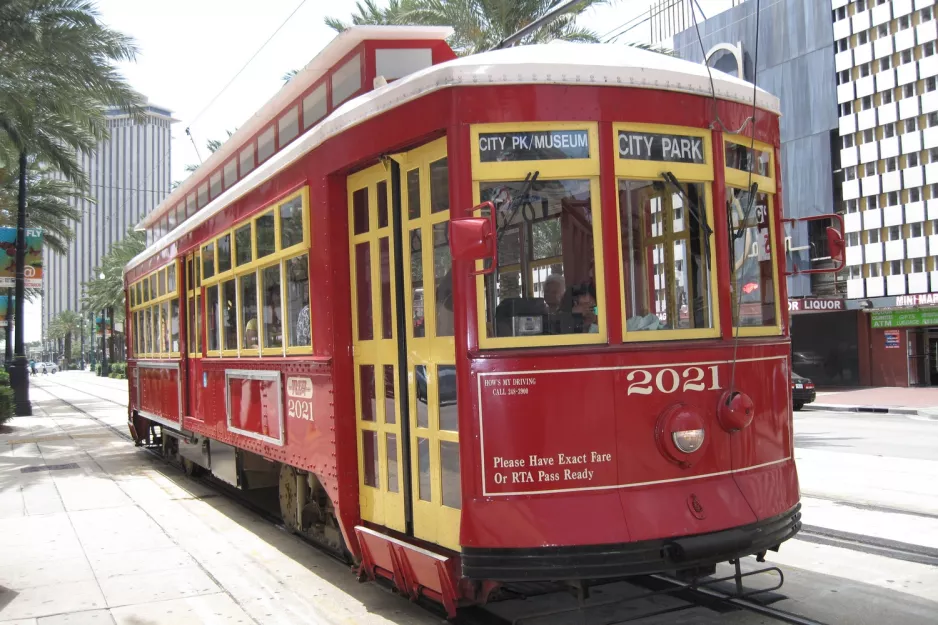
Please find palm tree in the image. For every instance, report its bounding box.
[0,0,143,412]
[53,309,81,365]
[325,0,615,56]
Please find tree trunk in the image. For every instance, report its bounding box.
[11,151,31,415]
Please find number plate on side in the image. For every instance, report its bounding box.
[286,376,314,422]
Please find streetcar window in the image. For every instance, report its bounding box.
[223,159,237,190]
[379,237,393,340]
[286,254,311,348]
[280,196,304,249]
[161,302,170,354]
[175,203,185,229]
[129,286,135,308]
[331,53,362,107]
[479,178,598,339]
[727,187,777,328]
[152,273,160,298]
[619,179,713,333]
[433,222,454,337]
[209,172,222,200]
[353,187,369,234]
[186,193,196,219]
[303,83,327,130]
[197,183,208,209]
[258,126,275,164]
[262,264,283,349]
[239,144,255,177]
[221,279,238,351]
[136,282,143,304]
[430,158,449,214]
[410,228,424,338]
[206,285,220,352]
[194,293,202,354]
[362,430,378,488]
[170,299,180,353]
[144,307,153,354]
[278,106,299,147]
[217,233,232,274]
[256,212,275,258]
[202,243,215,280]
[440,440,461,509]
[188,296,198,355]
[235,224,252,266]
[240,273,259,352]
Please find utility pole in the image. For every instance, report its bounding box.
[10,154,30,415]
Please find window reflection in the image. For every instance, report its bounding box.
[222,279,237,350]
[280,197,304,248]
[217,233,232,273]
[414,364,429,428]
[433,223,453,337]
[256,212,275,258]
[235,224,252,266]
[262,264,282,349]
[479,178,598,339]
[206,286,219,352]
[728,187,776,327]
[287,254,311,347]
[241,273,259,350]
[410,228,424,337]
[620,180,713,332]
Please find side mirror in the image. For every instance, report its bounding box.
[450,201,498,276]
[783,213,846,276]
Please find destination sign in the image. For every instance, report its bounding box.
[618,131,705,164]
[478,130,590,162]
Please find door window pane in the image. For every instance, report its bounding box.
[383,365,396,424]
[280,196,304,249]
[202,243,215,280]
[235,224,252,266]
[362,430,378,488]
[380,237,392,339]
[154,272,163,297]
[359,364,376,421]
[221,279,237,350]
[438,365,457,431]
[440,441,461,509]
[479,178,599,339]
[353,188,369,235]
[410,228,425,337]
[414,365,429,428]
[355,243,373,341]
[407,169,420,219]
[262,264,283,349]
[206,286,220,352]
[433,222,454,336]
[170,299,180,353]
[188,296,197,354]
[217,233,232,273]
[377,181,389,228]
[728,187,776,327]
[286,254,310,347]
[417,437,431,501]
[386,433,399,493]
[256,212,275,259]
[144,307,153,354]
[620,180,713,332]
[167,264,176,293]
[430,157,448,213]
[240,273,259,350]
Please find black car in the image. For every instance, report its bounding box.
[791,371,816,411]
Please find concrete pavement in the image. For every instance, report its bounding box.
[807,386,938,415]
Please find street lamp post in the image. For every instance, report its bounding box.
[98,272,108,377]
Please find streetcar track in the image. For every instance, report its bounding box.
[798,525,938,568]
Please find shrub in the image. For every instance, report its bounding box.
[0,371,10,387]
[95,363,102,375]
[0,386,14,426]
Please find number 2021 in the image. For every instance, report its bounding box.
[626,366,721,395]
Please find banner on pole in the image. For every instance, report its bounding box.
[0,295,10,327]
[0,228,43,288]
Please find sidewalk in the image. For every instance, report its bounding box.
[807,386,938,416]
[0,379,436,625]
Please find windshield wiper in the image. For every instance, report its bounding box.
[661,171,712,269]
[496,170,539,245]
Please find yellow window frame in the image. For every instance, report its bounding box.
[283,252,313,355]
[205,283,222,357]
[727,187,782,337]
[612,123,720,341]
[470,121,607,349]
[723,134,777,194]
[129,260,181,358]
[198,187,311,357]
[186,252,202,359]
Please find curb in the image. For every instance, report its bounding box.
[802,403,922,416]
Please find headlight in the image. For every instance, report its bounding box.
[672,429,705,453]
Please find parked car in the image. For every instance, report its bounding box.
[791,371,815,411]
[36,362,58,374]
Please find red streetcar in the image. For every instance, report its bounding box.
[124,26,843,616]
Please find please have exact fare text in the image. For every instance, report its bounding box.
[492,451,612,484]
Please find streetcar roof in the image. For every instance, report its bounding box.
[127,39,779,275]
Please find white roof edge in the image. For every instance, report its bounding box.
[140,25,454,229]
[126,43,780,274]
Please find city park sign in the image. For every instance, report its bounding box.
[788,298,844,313]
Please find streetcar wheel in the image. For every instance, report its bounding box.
[279,464,299,532]
[793,402,804,411]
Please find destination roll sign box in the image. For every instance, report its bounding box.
[478,129,590,162]
[618,130,705,164]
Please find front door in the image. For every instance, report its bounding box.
[349,137,460,551]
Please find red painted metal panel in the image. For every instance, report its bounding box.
[227,375,282,442]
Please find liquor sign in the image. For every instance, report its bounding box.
[618,131,705,163]
[870,308,938,328]
[788,298,845,313]
[0,228,42,288]
[884,330,900,349]
[478,130,590,162]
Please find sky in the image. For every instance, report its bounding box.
[28,0,735,343]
